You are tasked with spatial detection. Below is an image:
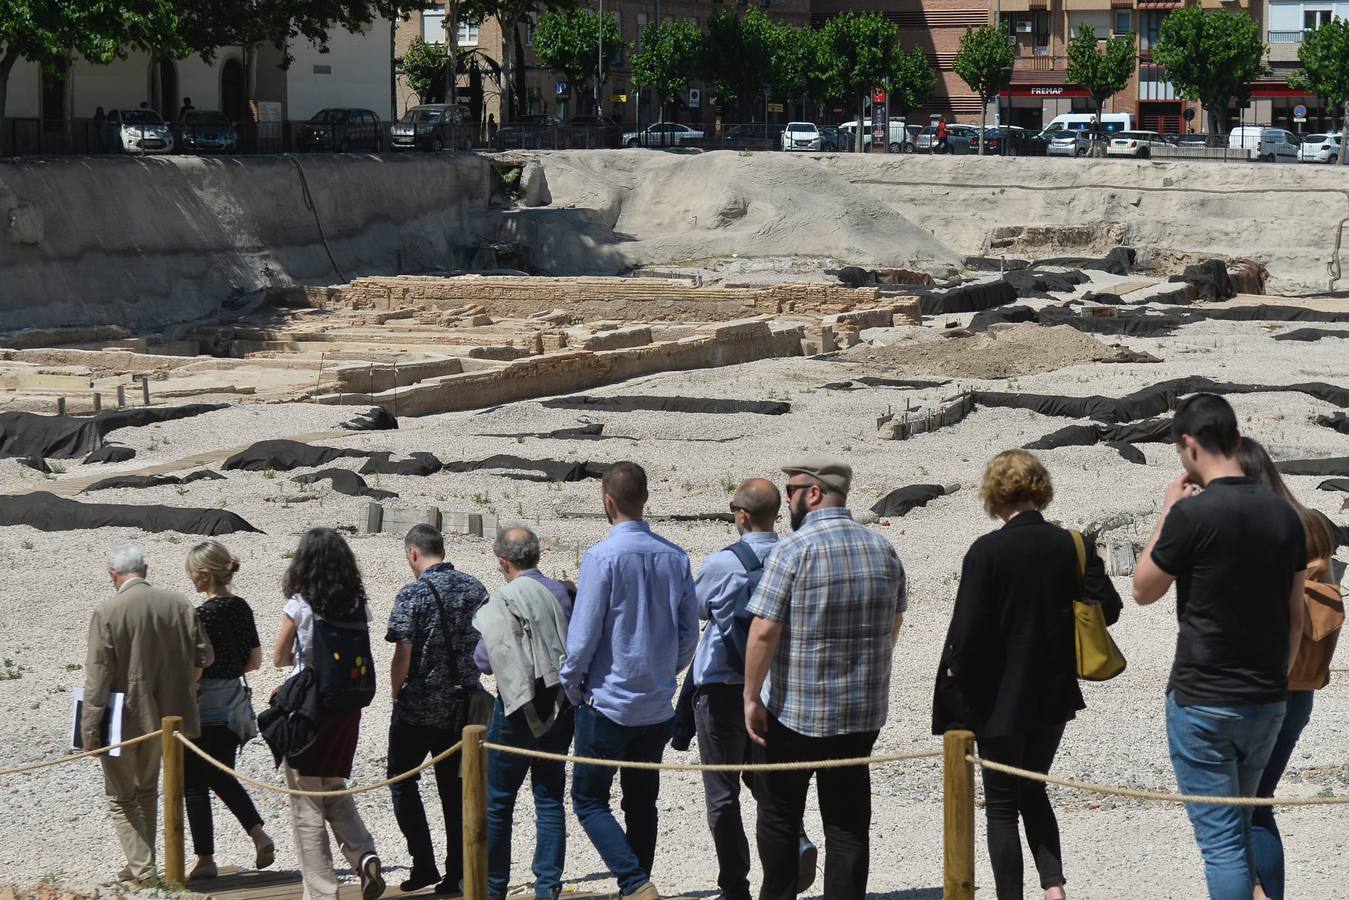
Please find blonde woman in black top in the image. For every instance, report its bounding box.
[184,540,274,880]
[933,450,1122,900]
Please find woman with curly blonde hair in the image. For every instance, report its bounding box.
[933,450,1123,900]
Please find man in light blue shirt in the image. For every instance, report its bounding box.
[561,461,699,900]
[691,478,780,900]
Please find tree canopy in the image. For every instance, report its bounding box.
[630,20,702,119]
[531,7,624,110]
[401,36,448,102]
[953,24,1014,154]
[700,7,777,116]
[887,45,937,119]
[1066,24,1135,112]
[1290,17,1349,163]
[1152,6,1265,136]
[820,12,901,150]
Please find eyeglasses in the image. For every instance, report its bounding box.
[785,482,812,497]
[729,503,745,513]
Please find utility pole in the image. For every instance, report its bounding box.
[596,0,604,118]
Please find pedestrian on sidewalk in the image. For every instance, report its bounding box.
[933,450,1122,900]
[85,544,214,885]
[561,462,700,900]
[386,524,488,895]
[743,456,906,900]
[272,528,385,900]
[182,540,274,881]
[474,527,575,900]
[1133,395,1307,900]
[1237,438,1343,900]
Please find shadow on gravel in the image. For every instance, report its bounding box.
[865,890,943,900]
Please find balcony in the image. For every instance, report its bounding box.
[1267,29,1303,61]
[1269,29,1304,41]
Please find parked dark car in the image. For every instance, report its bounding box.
[567,115,623,149]
[1178,133,1212,148]
[178,110,237,153]
[496,114,566,149]
[719,123,784,150]
[819,126,849,152]
[296,108,382,152]
[969,126,1025,155]
[391,104,470,152]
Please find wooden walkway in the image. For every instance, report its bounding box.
[191,867,696,900]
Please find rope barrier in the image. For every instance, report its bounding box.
[968,755,1349,807]
[174,733,462,798]
[481,742,943,771]
[0,730,163,777]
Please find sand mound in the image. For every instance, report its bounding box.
[845,323,1119,378]
[517,150,962,275]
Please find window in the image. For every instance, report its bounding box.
[1304,9,1333,30]
[609,12,623,66]
[636,12,648,49]
[1114,10,1132,34]
[526,12,538,45]
[457,18,479,45]
[421,8,447,42]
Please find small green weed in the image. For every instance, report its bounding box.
[20,540,33,550]
[263,465,277,480]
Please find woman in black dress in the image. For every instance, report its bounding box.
[184,540,274,880]
[933,450,1122,900]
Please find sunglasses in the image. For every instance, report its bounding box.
[785,482,813,497]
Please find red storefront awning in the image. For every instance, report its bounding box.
[1252,84,1312,98]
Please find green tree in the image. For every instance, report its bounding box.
[1290,17,1349,165]
[820,11,901,152]
[953,24,1014,155]
[0,0,181,153]
[1066,24,1135,155]
[769,23,829,120]
[401,37,449,102]
[701,6,777,121]
[887,45,936,131]
[630,20,703,124]
[532,7,623,117]
[1152,6,1265,138]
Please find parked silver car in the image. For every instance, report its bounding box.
[104,108,174,154]
[178,110,237,153]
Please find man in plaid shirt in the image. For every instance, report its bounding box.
[743,455,907,900]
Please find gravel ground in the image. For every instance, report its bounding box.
[2,315,1348,898]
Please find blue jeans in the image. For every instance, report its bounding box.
[1251,690,1315,900]
[571,704,673,895]
[486,698,574,900]
[1165,692,1285,900]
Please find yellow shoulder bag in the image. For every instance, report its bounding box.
[1070,529,1126,681]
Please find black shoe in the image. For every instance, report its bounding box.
[399,869,441,893]
[433,875,463,896]
[360,854,386,900]
[797,835,818,894]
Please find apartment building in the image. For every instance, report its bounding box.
[1258,0,1347,132]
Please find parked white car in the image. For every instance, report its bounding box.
[781,122,822,151]
[838,118,911,152]
[1228,126,1300,162]
[1046,132,1084,157]
[1298,133,1342,163]
[1106,130,1173,159]
[622,122,703,148]
[103,108,174,154]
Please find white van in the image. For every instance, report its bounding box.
[839,117,909,152]
[1228,126,1300,162]
[1040,113,1134,140]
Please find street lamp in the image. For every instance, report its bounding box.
[1000,64,1012,155]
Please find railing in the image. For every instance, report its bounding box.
[1269,29,1305,42]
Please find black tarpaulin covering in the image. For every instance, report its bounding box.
[1316,412,1349,435]
[1034,247,1136,276]
[1277,457,1349,476]
[1082,291,1125,306]
[1001,268,1090,299]
[442,455,611,482]
[870,484,947,517]
[476,424,627,441]
[1038,306,1185,337]
[667,512,736,523]
[222,440,379,472]
[292,469,397,499]
[340,407,398,431]
[1318,479,1349,492]
[0,403,227,460]
[541,396,791,416]
[83,470,224,492]
[357,452,443,477]
[969,305,1039,332]
[912,280,1019,315]
[0,491,261,535]
[1316,510,1349,550]
[17,457,50,473]
[820,377,950,391]
[1200,305,1349,325]
[1105,441,1148,465]
[1169,260,1233,302]
[1273,328,1349,342]
[84,445,136,464]
[1025,418,1171,451]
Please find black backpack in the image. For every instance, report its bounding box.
[302,601,377,714]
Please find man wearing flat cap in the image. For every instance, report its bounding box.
[742,455,907,900]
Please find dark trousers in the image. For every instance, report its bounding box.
[695,684,753,900]
[571,704,672,895]
[388,716,463,882]
[184,724,264,856]
[487,698,574,899]
[977,723,1068,899]
[753,715,877,900]
[1252,689,1315,900]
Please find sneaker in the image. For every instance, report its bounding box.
[797,835,818,894]
[188,860,218,881]
[401,869,442,893]
[623,883,660,900]
[359,854,386,900]
[433,875,464,896]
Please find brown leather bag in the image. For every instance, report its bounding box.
[1289,561,1345,691]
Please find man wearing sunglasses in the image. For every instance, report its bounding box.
[743,456,907,900]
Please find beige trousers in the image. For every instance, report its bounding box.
[101,739,163,879]
[283,764,377,900]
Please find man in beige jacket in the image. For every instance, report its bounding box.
[84,544,214,883]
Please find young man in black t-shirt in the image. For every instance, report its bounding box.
[1133,393,1307,900]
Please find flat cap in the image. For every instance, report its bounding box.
[781,455,852,495]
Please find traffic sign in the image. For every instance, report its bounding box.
[767,102,784,113]
[1293,103,1308,119]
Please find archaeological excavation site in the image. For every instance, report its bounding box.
[2,148,1348,897]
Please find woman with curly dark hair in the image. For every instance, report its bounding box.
[272,528,385,900]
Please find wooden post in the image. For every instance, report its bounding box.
[162,716,186,886]
[140,375,150,406]
[117,385,126,408]
[461,724,488,900]
[92,392,102,413]
[56,397,66,416]
[943,729,975,900]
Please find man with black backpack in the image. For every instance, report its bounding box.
[688,478,819,900]
[386,525,489,895]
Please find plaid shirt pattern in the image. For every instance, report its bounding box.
[747,508,907,737]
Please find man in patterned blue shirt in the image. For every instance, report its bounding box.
[386,524,488,895]
[743,456,907,900]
